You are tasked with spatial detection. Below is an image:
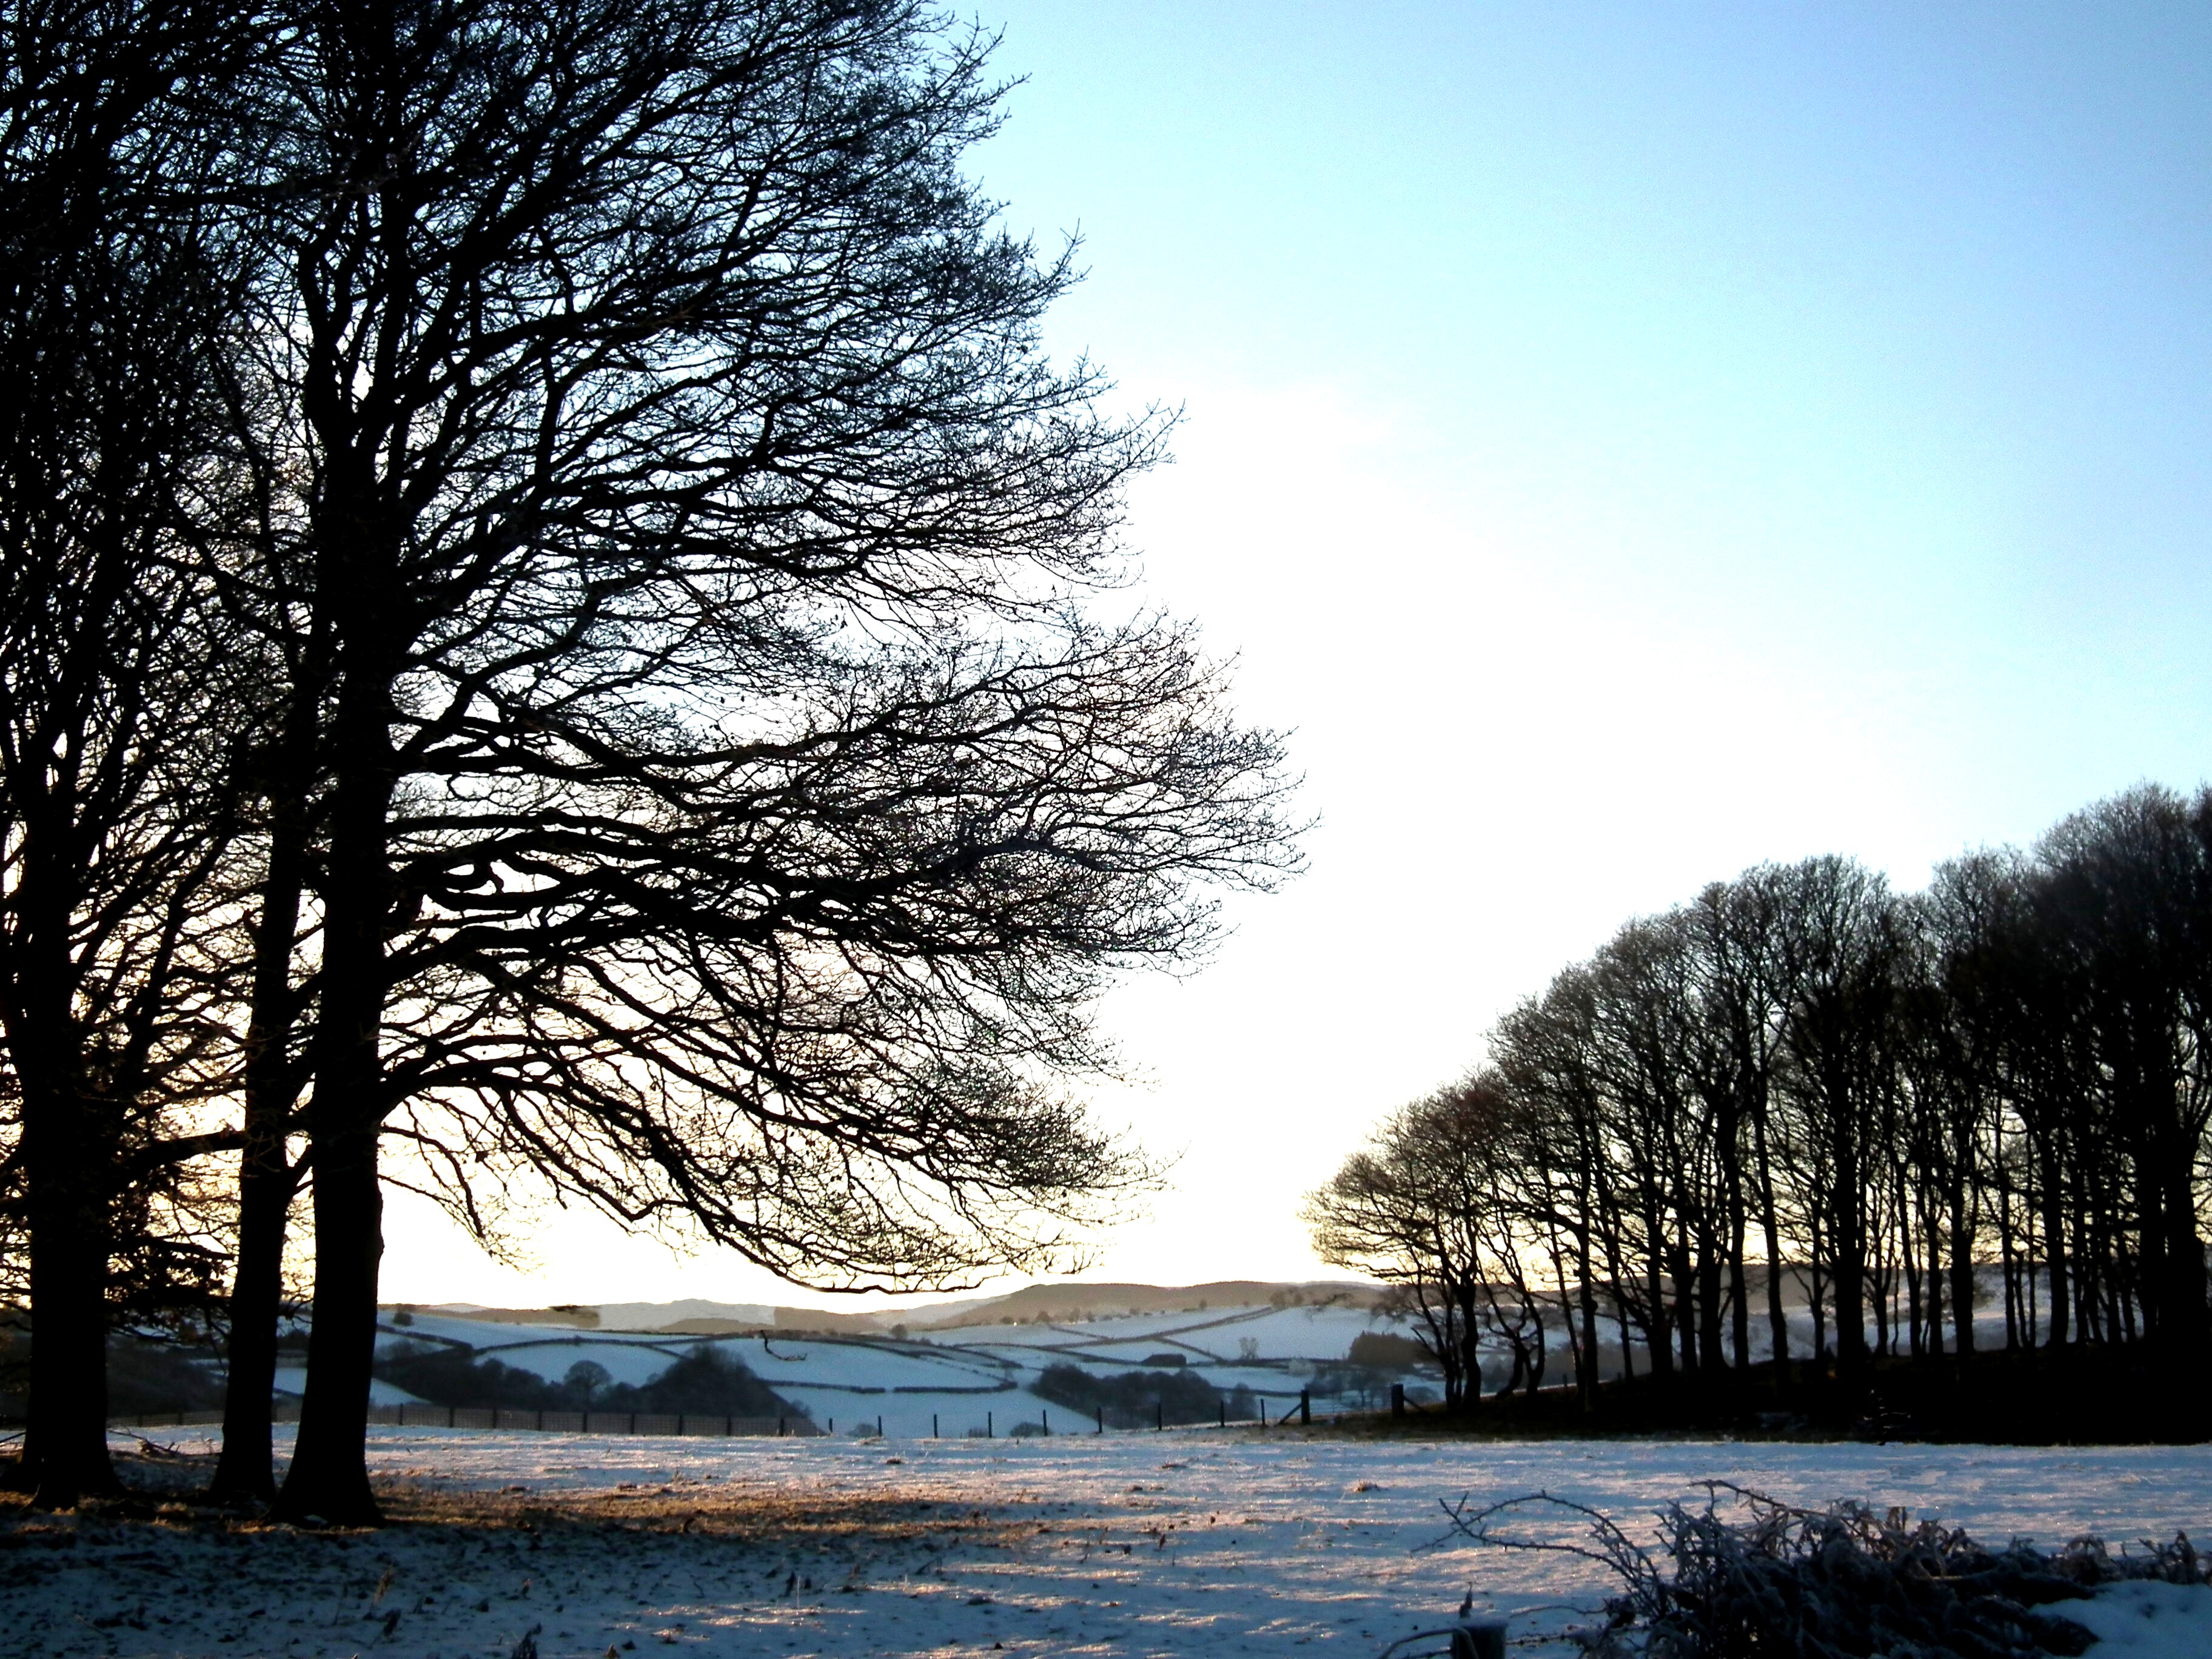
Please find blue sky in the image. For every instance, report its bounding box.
[383,4,2212,1305]
[979,1,2212,664]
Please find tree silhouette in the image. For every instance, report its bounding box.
[195,0,1299,1523]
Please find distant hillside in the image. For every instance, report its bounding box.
[406,1304,602,1328]
[403,1299,885,1335]
[397,1280,1386,1336]
[594,1299,775,1332]
[904,1281,1387,1330]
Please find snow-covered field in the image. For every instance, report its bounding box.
[359,1281,2063,1439]
[365,1301,1423,1435]
[13,1426,2211,1659]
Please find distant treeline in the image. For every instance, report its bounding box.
[1029,1363,1258,1428]
[374,1341,794,1419]
[1308,784,2212,1413]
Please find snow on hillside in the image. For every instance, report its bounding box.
[363,1301,1427,1435]
[958,1300,1391,1359]
[270,1367,424,1407]
[594,1298,777,1331]
[362,1273,2060,1432]
[307,1278,2068,1428]
[30,1428,2212,1658]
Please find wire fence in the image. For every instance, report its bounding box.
[103,1385,1355,1439]
[106,1404,823,1436]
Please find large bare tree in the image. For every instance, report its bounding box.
[203,0,1297,1523]
[0,0,269,1507]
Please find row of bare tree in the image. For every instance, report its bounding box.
[1308,786,2212,1409]
[0,0,1296,1518]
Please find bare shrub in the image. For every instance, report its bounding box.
[1431,1484,2208,1659]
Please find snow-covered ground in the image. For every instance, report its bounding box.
[18,1426,2211,1659]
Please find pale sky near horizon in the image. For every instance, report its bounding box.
[380,3,2212,1310]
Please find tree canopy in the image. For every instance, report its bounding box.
[0,0,1300,1517]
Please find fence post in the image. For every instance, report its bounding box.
[1391,1382,1405,1420]
[1259,1399,1267,1427]
[1155,1401,1162,1432]
[1299,1389,1310,1426]
[725,1415,732,1436]
[1042,1409,1049,1437]
[629,1413,637,1435]
[449,1406,456,1429]
[1218,1400,1225,1428]
[1095,1404,1104,1435]
[933,1413,939,1439]
[987,1411,993,1438]
[778,1416,786,1437]
[537,1409,544,1432]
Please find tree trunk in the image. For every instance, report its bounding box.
[1727,1203,1751,1374]
[1697,1232,1726,1380]
[2160,1147,2208,1371]
[1949,1171,1976,1358]
[1456,1286,1484,1409]
[211,775,312,1504]
[1643,1235,1675,1380]
[15,1068,121,1507]
[2037,1141,2068,1349]
[1751,1105,1790,1378]
[4,847,122,1509]
[272,653,395,1526]
[273,1104,382,1523]
[210,1142,300,1503]
[1577,1221,1600,1406]
[1922,1184,1943,1358]
[1832,1158,1870,1378]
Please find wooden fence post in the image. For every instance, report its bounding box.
[1299,1390,1310,1426]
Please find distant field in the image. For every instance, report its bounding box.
[364,1300,1426,1436]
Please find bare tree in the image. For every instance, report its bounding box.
[1304,1081,1526,1408]
[0,0,266,1507]
[1492,972,1614,1406]
[2026,787,2212,1366]
[207,0,1297,1523]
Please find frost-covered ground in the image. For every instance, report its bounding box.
[9,1426,2211,1659]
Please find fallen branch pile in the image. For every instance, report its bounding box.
[1432,1483,2207,1659]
